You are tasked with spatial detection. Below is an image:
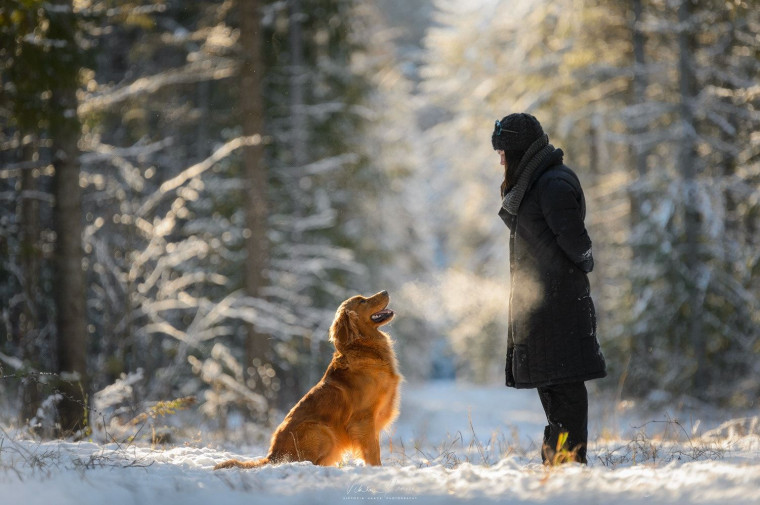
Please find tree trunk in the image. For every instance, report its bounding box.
[630,0,648,182]
[239,0,272,395]
[627,0,654,395]
[677,0,706,393]
[19,140,42,425]
[50,0,88,434]
[289,0,308,168]
[288,0,319,395]
[52,128,88,433]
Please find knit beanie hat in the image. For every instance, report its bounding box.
[491,113,544,153]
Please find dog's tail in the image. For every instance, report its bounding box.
[213,457,269,470]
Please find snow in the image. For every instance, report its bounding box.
[2,381,760,505]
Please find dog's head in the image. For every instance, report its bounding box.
[329,290,394,349]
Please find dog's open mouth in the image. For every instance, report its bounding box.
[370,309,394,324]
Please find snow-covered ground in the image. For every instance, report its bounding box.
[2,381,760,504]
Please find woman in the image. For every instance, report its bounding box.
[492,112,606,464]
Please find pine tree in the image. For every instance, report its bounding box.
[238,0,272,399]
[0,0,89,432]
[623,0,760,403]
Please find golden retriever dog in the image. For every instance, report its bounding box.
[214,290,401,469]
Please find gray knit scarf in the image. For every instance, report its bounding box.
[501,134,554,216]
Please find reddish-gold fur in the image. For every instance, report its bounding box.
[214,291,401,469]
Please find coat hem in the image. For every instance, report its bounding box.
[507,370,607,390]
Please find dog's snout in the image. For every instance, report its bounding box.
[380,290,388,297]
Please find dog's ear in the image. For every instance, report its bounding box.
[330,309,359,349]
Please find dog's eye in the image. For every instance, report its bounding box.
[360,299,367,304]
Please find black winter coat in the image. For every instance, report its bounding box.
[499,149,606,389]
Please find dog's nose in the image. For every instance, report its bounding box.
[380,290,388,297]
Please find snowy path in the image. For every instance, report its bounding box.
[2,381,759,504]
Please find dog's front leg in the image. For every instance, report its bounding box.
[361,434,381,466]
[349,421,382,466]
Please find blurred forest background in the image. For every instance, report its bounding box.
[0,0,758,438]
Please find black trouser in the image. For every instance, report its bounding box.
[537,382,588,464]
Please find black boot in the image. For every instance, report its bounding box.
[537,382,588,465]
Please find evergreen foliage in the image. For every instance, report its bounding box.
[0,0,758,435]
[418,0,759,403]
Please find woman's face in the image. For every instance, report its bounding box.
[497,150,507,168]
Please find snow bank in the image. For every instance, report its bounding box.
[2,381,759,505]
